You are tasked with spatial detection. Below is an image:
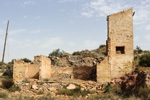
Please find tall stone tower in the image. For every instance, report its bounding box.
[97,8,134,83]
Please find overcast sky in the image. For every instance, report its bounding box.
[0,0,150,62]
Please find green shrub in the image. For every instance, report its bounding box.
[2,65,13,78]
[103,84,112,93]
[22,79,30,83]
[38,94,54,100]
[57,86,94,97]
[9,85,21,92]
[0,75,10,79]
[21,58,32,63]
[49,49,63,57]
[72,50,97,58]
[134,46,143,54]
[99,45,106,49]
[43,78,49,81]
[139,54,150,67]
[37,91,44,95]
[136,86,150,100]
[2,79,14,89]
[0,91,8,98]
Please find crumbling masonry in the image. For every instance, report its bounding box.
[13,8,134,83]
[13,55,52,82]
[97,8,134,83]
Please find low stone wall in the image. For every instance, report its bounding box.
[13,55,52,83]
[13,61,27,82]
[39,56,52,80]
[52,66,96,81]
[97,57,110,83]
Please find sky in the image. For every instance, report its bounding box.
[0,0,150,62]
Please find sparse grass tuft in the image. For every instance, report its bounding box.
[9,85,21,92]
[37,91,44,95]
[38,94,55,100]
[57,86,95,97]
[22,79,30,83]
[0,91,8,99]
[43,78,49,81]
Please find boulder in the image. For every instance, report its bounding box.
[32,84,38,90]
[66,84,76,90]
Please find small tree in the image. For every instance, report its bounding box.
[21,58,32,63]
[139,54,150,67]
[135,46,142,54]
[49,49,63,57]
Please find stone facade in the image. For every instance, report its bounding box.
[97,8,134,83]
[52,66,96,81]
[13,8,134,84]
[13,55,52,83]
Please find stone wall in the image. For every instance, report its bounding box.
[97,57,110,83]
[13,61,27,82]
[97,8,134,83]
[39,56,52,80]
[52,67,73,79]
[108,8,134,78]
[13,55,52,83]
[52,66,96,80]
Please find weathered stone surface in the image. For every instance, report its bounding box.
[67,84,76,90]
[97,8,134,83]
[32,84,38,90]
[13,55,52,83]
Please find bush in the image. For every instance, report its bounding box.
[139,54,150,67]
[38,93,55,100]
[21,58,32,63]
[22,79,30,83]
[9,85,21,92]
[134,46,142,54]
[37,91,44,95]
[57,86,94,97]
[72,50,97,58]
[136,86,150,100]
[103,84,112,93]
[49,49,63,57]
[43,78,49,81]
[2,65,13,78]
[2,79,14,89]
[0,92,8,98]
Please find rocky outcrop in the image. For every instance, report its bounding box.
[50,55,103,68]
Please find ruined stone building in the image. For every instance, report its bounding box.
[13,8,134,83]
[97,8,134,83]
[13,55,52,82]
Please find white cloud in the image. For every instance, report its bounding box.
[29,29,51,34]
[84,40,98,47]
[21,1,35,7]
[23,1,35,5]
[58,0,81,3]
[145,25,150,30]
[9,29,26,36]
[40,37,63,48]
[24,15,28,19]
[81,0,150,26]
[81,12,93,17]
